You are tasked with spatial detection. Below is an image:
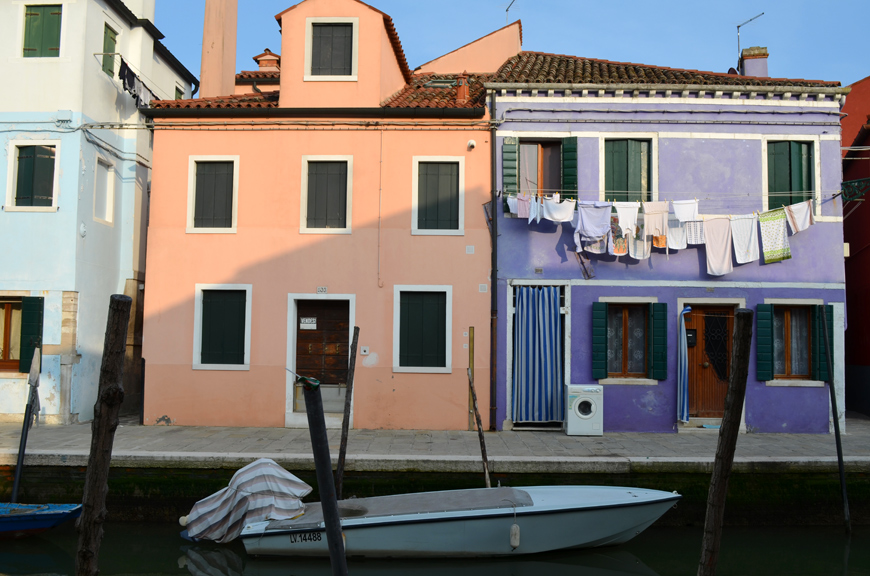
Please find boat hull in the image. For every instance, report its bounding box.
[241,486,679,558]
[0,503,82,539]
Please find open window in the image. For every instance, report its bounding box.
[757,303,832,382]
[592,301,667,381]
[502,137,578,198]
[0,297,43,373]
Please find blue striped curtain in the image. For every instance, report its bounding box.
[512,286,564,423]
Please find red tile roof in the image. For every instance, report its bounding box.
[382,73,490,109]
[493,51,841,87]
[150,91,279,109]
[235,70,280,81]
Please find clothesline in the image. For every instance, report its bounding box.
[503,188,842,199]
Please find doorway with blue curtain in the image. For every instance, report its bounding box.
[512,285,565,427]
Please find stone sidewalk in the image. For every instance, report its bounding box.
[1,413,869,475]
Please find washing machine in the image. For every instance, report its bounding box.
[565,384,604,436]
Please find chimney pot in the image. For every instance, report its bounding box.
[456,72,469,104]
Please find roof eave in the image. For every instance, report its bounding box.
[141,107,487,119]
[484,82,848,94]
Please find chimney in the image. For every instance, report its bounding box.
[456,72,469,104]
[739,46,768,78]
[200,0,238,98]
[254,49,280,71]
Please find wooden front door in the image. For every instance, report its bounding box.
[686,306,734,418]
[294,300,349,414]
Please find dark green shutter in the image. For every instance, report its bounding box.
[15,146,36,206]
[627,140,644,201]
[400,292,446,367]
[604,140,627,202]
[503,137,519,195]
[561,137,578,195]
[812,304,834,382]
[194,162,234,228]
[19,297,44,373]
[102,24,117,76]
[769,141,812,209]
[23,5,61,58]
[16,145,55,207]
[756,304,774,381]
[307,161,347,229]
[311,23,352,75]
[417,162,459,230]
[592,302,608,379]
[201,290,246,364]
[175,87,184,100]
[650,303,668,380]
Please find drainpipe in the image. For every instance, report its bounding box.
[489,89,498,430]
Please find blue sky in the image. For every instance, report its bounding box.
[155,0,870,90]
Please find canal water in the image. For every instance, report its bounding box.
[1,522,867,575]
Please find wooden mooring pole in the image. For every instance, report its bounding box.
[335,326,360,501]
[76,295,131,576]
[467,327,491,488]
[11,349,41,503]
[698,308,752,576]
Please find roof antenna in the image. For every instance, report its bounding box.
[506,0,517,25]
[737,13,764,70]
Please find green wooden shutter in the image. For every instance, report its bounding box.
[194,162,234,228]
[15,145,55,207]
[756,304,774,381]
[15,146,36,206]
[307,161,348,229]
[23,7,42,57]
[400,292,446,367]
[19,297,44,373]
[102,24,117,76]
[627,140,646,203]
[44,6,62,56]
[417,162,459,230]
[311,23,352,75]
[561,137,578,195]
[650,303,668,380]
[812,304,834,382]
[201,290,246,364]
[503,137,519,195]
[592,302,608,379]
[604,140,627,202]
[24,6,62,57]
[768,142,790,209]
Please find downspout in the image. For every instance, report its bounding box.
[489,89,498,430]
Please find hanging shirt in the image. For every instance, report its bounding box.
[542,197,576,223]
[730,213,760,264]
[667,215,687,250]
[672,199,700,223]
[506,196,518,215]
[628,224,651,260]
[760,208,791,263]
[686,220,706,245]
[613,201,640,237]
[582,234,609,254]
[608,216,628,256]
[785,199,814,234]
[704,217,733,276]
[516,194,530,219]
[576,201,613,240]
[642,201,669,237]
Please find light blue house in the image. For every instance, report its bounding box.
[0,0,195,423]
[488,48,849,434]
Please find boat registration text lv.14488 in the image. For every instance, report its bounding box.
[289,531,322,544]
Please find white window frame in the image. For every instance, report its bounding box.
[15,1,69,61]
[760,135,822,216]
[304,17,359,82]
[5,139,61,212]
[597,133,659,202]
[187,155,239,234]
[411,156,465,236]
[193,283,252,371]
[597,296,659,385]
[93,154,114,225]
[300,155,353,234]
[393,285,452,374]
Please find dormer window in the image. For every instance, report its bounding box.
[304,17,358,82]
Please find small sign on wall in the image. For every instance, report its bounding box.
[300,317,317,330]
[316,286,328,294]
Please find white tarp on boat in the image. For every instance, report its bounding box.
[184,458,312,544]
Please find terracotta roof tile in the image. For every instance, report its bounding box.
[150,91,279,109]
[235,70,280,81]
[382,73,490,109]
[494,52,841,87]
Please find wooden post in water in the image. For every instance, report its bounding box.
[11,349,41,503]
[76,295,131,576]
[820,306,850,534]
[698,308,752,576]
[335,326,359,501]
[467,327,491,488]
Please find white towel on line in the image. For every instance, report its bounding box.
[730,213,760,264]
[672,199,700,223]
[667,215,687,250]
[785,199,814,234]
[613,201,640,236]
[704,217,733,276]
[542,197,576,222]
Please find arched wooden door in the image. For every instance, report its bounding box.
[685,306,734,418]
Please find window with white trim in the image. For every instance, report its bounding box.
[193,284,252,370]
[411,157,464,235]
[6,140,59,211]
[94,158,114,223]
[767,140,814,210]
[304,17,358,81]
[300,156,352,233]
[23,4,62,58]
[393,285,452,373]
[187,156,239,233]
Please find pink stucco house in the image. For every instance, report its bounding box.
[140,0,521,429]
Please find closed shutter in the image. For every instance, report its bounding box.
[102,25,117,76]
[812,304,834,382]
[561,137,578,194]
[307,161,347,229]
[650,303,668,380]
[591,302,608,379]
[628,140,650,202]
[311,23,352,75]
[23,5,62,58]
[756,303,774,381]
[605,140,627,202]
[194,162,234,228]
[399,292,446,367]
[201,290,246,364]
[19,297,44,373]
[15,145,55,207]
[417,162,459,230]
[502,137,519,195]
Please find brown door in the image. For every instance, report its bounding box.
[294,300,349,413]
[686,306,734,418]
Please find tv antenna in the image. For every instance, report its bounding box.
[506,0,517,25]
[737,12,764,64]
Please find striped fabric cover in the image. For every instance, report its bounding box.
[512,286,564,423]
[186,458,312,543]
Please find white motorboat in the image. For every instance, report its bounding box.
[239,485,680,558]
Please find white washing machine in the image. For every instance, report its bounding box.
[565,384,604,436]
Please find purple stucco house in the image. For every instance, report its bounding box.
[487,48,849,434]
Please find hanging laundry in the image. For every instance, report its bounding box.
[686,220,706,245]
[582,235,609,254]
[652,235,667,249]
[576,201,613,240]
[528,196,542,224]
[613,201,640,237]
[506,195,518,215]
[759,208,791,263]
[672,199,700,223]
[542,196,576,223]
[628,224,651,260]
[704,217,733,276]
[608,216,628,256]
[119,58,136,95]
[667,215,687,250]
[642,201,669,237]
[785,199,814,234]
[516,193,530,219]
[730,213,760,264]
